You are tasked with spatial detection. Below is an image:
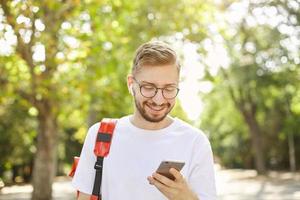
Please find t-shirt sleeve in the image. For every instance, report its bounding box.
[188,134,217,200]
[71,123,100,194]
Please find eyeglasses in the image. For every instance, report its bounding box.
[133,77,179,99]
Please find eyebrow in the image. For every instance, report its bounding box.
[140,81,178,87]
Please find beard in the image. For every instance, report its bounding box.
[134,98,174,123]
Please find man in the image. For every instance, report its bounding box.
[72,41,216,200]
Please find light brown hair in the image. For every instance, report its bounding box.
[132,41,181,75]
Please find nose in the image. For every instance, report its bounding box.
[151,89,166,105]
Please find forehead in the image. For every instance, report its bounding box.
[134,64,179,85]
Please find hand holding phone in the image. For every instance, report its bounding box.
[156,161,185,181]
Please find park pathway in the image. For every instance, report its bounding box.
[0,167,299,200]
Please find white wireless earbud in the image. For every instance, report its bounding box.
[129,85,134,95]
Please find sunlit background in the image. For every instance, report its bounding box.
[0,0,299,199]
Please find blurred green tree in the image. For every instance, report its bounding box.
[200,0,300,174]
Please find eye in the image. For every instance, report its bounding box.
[142,85,156,90]
[164,87,177,92]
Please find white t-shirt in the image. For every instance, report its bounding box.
[72,115,216,200]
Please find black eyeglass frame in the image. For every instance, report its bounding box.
[133,77,180,100]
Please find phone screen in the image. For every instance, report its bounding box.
[156,161,185,180]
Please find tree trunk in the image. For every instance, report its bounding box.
[288,132,296,172]
[241,107,267,174]
[88,103,98,127]
[285,95,296,172]
[31,101,57,200]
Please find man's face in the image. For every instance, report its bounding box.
[129,64,179,123]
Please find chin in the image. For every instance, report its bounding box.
[134,98,174,123]
[141,108,171,123]
[145,115,166,123]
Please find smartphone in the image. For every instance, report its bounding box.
[156,161,185,181]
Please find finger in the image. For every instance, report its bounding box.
[152,172,177,187]
[147,176,155,185]
[150,175,176,194]
[169,168,184,182]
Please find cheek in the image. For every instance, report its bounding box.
[134,93,147,104]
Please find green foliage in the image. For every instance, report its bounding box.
[0,96,37,181]
[200,82,251,168]
[1,0,299,186]
[199,0,300,170]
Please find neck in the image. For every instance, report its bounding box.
[130,112,173,130]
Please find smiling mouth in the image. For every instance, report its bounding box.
[147,104,165,112]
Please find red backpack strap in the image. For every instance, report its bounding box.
[94,118,118,157]
[91,118,118,200]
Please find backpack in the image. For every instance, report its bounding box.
[69,118,118,200]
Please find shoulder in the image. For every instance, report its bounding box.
[88,122,101,131]
[174,118,210,146]
[85,122,101,143]
[86,117,122,140]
